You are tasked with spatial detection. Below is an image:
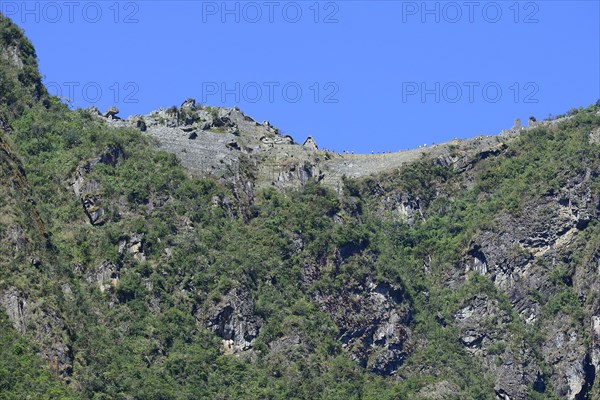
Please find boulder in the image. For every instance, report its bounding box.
[180,98,196,110]
[87,106,101,116]
[104,106,119,119]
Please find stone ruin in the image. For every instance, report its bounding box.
[303,136,318,150]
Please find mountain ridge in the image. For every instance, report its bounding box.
[3,14,600,400]
[93,100,577,193]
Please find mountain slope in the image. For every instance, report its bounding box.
[2,15,600,400]
[99,100,546,193]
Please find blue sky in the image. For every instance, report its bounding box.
[5,1,600,153]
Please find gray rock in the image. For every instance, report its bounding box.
[589,127,600,145]
[303,136,318,150]
[196,288,263,352]
[82,194,104,225]
[104,106,119,119]
[72,145,123,225]
[315,279,411,376]
[181,98,196,110]
[0,288,73,379]
[2,288,28,334]
[87,261,119,292]
[87,106,101,116]
[126,233,146,262]
[454,296,543,400]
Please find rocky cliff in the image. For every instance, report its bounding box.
[3,13,600,400]
[96,97,560,195]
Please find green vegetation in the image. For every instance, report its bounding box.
[3,14,600,398]
[2,94,600,398]
[0,313,78,400]
[0,17,46,128]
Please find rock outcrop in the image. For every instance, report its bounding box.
[0,288,73,380]
[454,296,545,399]
[72,145,123,225]
[87,261,120,293]
[94,100,547,193]
[315,279,412,375]
[195,288,263,353]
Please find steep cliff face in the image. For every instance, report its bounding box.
[354,110,600,399]
[4,13,600,400]
[462,127,600,400]
[314,279,412,375]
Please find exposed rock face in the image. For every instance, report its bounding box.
[377,191,423,222]
[426,147,600,399]
[465,245,488,275]
[94,102,538,193]
[589,127,600,145]
[2,288,28,334]
[0,43,24,69]
[0,288,73,380]
[117,233,146,262]
[592,315,600,378]
[315,279,412,375]
[542,315,593,400]
[87,261,119,292]
[565,356,595,400]
[196,288,263,353]
[454,296,545,399]
[449,169,598,313]
[81,194,104,225]
[72,145,123,225]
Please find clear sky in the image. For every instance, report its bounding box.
[5,0,600,153]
